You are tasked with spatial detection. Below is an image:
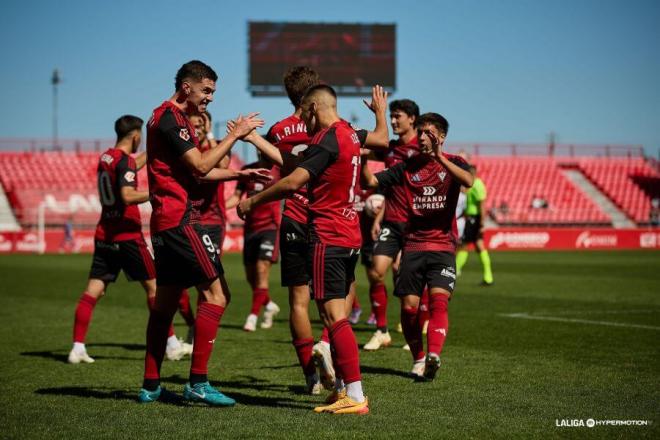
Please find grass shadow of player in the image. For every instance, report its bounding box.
[34,386,189,405]
[20,350,139,363]
[87,342,145,351]
[226,391,311,410]
[361,364,413,379]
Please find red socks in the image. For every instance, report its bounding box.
[370,283,388,330]
[427,294,449,355]
[190,302,225,376]
[178,289,195,327]
[292,337,316,376]
[147,296,175,337]
[419,288,430,325]
[73,292,97,343]
[250,288,269,315]
[329,319,361,384]
[144,308,173,381]
[320,326,330,344]
[401,306,425,361]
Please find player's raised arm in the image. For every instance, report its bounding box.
[179,113,264,176]
[361,85,390,149]
[199,166,272,183]
[237,167,310,220]
[226,120,284,167]
[361,159,404,190]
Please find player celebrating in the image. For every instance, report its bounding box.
[139,60,266,406]
[364,99,420,351]
[362,112,473,380]
[455,165,494,285]
[68,115,185,364]
[238,84,388,414]
[226,154,281,332]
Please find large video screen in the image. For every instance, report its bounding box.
[248,22,396,96]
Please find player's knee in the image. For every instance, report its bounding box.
[367,268,386,284]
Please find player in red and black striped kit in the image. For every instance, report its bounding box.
[67,115,185,364]
[139,60,267,406]
[238,84,389,414]
[362,112,473,381]
[364,99,421,351]
[226,156,281,332]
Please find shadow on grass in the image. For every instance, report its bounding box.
[88,342,145,351]
[35,386,187,406]
[361,364,414,379]
[20,350,138,363]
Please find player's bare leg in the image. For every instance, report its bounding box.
[313,297,368,414]
[68,278,107,364]
[364,255,393,350]
[181,276,235,406]
[399,294,425,378]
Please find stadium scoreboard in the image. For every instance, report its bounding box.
[248,21,396,96]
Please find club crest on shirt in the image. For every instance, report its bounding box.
[438,171,446,181]
[407,149,415,158]
[179,128,190,141]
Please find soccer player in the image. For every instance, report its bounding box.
[238,84,388,414]
[139,60,266,406]
[455,165,494,285]
[363,99,420,351]
[68,115,185,364]
[225,154,281,332]
[362,112,473,380]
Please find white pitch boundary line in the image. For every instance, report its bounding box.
[527,309,660,316]
[500,313,660,331]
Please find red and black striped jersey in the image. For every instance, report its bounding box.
[236,162,281,234]
[266,115,311,225]
[298,120,367,248]
[376,153,469,253]
[146,101,201,233]
[377,136,419,223]
[94,148,143,242]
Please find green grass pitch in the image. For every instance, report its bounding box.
[0,251,658,438]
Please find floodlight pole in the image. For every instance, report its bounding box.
[51,69,61,150]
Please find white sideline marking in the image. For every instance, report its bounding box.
[538,309,659,316]
[500,313,660,331]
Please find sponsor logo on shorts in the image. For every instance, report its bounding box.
[441,268,456,279]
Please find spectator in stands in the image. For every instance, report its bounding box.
[650,198,659,227]
[59,215,75,253]
[531,195,549,209]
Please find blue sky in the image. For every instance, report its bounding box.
[1,0,658,156]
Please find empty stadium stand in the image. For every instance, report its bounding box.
[1,142,658,231]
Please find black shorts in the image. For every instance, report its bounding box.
[279,217,310,287]
[243,229,279,265]
[373,221,406,259]
[462,216,483,243]
[89,237,155,283]
[151,224,223,288]
[394,251,456,296]
[202,223,224,273]
[361,239,375,268]
[308,242,359,300]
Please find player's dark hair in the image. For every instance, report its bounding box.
[114,115,143,140]
[284,66,321,108]
[175,60,218,91]
[302,84,337,102]
[390,99,419,119]
[416,112,449,135]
